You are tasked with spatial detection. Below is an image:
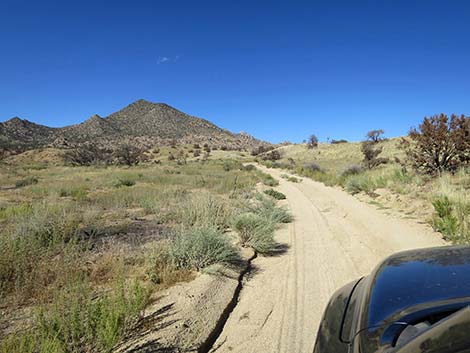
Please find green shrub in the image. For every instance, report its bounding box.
[1,279,150,353]
[243,164,256,172]
[176,193,232,229]
[295,165,339,187]
[391,168,414,184]
[59,186,88,200]
[222,160,242,172]
[168,227,239,270]
[0,203,102,298]
[230,212,276,254]
[345,175,376,195]
[264,188,286,200]
[246,194,293,224]
[0,203,32,221]
[432,196,460,241]
[15,176,39,188]
[260,173,279,187]
[114,177,136,187]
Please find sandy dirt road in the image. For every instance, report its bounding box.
[210,167,446,353]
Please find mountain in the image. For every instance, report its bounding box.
[0,100,267,150]
[0,117,58,149]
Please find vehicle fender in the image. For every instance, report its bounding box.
[313,279,361,353]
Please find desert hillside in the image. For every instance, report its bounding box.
[0,100,268,151]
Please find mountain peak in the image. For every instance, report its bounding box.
[129,99,155,107]
[129,99,174,111]
[5,116,24,124]
[2,116,38,127]
[0,100,269,151]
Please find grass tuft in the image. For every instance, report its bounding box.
[230,212,276,254]
[168,227,239,270]
[114,177,136,187]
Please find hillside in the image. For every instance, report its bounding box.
[275,138,404,172]
[0,100,267,150]
[0,117,59,150]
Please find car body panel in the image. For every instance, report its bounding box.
[313,279,358,353]
[314,245,470,353]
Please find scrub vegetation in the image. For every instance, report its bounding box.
[259,115,470,244]
[0,154,291,352]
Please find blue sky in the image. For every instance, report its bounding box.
[1,0,469,143]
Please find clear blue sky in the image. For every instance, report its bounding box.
[1,0,469,143]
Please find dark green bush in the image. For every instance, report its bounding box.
[243,164,256,172]
[264,189,286,200]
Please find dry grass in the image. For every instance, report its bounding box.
[0,157,268,351]
[270,141,470,244]
[275,138,403,173]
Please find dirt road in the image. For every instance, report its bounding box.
[210,167,445,353]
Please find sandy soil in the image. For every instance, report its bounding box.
[116,247,255,353]
[210,166,446,353]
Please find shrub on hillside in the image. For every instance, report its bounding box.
[400,114,470,175]
[114,143,148,166]
[341,164,363,177]
[176,150,187,165]
[64,144,113,166]
[250,145,273,156]
[260,149,281,161]
[331,139,348,144]
[307,134,318,149]
[361,141,388,169]
[345,175,376,195]
[303,162,323,173]
[366,129,385,143]
[432,196,459,240]
[431,196,469,243]
[223,160,242,172]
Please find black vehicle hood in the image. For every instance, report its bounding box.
[354,246,470,353]
[365,245,470,329]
